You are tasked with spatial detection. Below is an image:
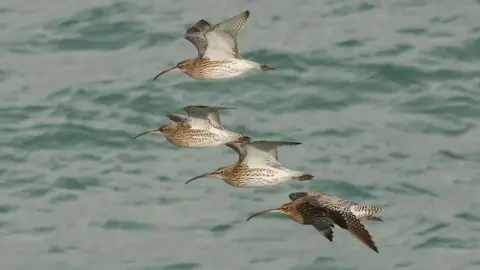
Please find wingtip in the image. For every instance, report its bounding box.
[281,141,302,146]
[167,114,185,122]
[244,10,250,17]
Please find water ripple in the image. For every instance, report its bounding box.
[454,212,480,223]
[39,2,176,52]
[160,263,201,270]
[97,219,159,231]
[413,236,478,250]
[427,37,480,62]
[384,183,438,197]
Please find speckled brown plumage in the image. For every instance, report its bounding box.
[213,164,280,187]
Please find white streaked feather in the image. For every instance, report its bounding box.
[183,105,234,129]
[204,32,237,60]
[202,11,250,60]
[239,141,301,167]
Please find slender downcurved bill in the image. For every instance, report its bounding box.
[185,172,215,184]
[153,66,179,81]
[133,130,161,139]
[246,208,282,221]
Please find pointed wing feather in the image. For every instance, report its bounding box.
[312,221,335,242]
[337,211,379,253]
[183,105,235,129]
[185,19,211,57]
[317,227,334,242]
[306,196,379,253]
[167,114,206,130]
[203,10,250,60]
[225,143,247,164]
[167,114,188,123]
[241,141,301,167]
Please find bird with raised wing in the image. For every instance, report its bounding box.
[288,192,384,222]
[134,105,251,147]
[153,10,275,81]
[246,192,384,253]
[185,141,314,187]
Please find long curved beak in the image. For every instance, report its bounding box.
[133,129,161,139]
[246,208,282,221]
[185,172,215,184]
[153,66,178,81]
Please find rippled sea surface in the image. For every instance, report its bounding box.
[2,0,480,269]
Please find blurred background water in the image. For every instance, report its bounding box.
[1,0,480,269]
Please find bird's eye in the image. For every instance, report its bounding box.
[178,64,185,68]
[219,170,224,174]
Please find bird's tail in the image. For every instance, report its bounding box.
[294,172,314,181]
[235,135,252,144]
[260,64,275,71]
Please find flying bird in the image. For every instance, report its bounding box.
[134,105,250,147]
[185,141,314,187]
[153,10,275,81]
[246,192,384,253]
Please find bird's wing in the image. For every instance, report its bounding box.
[167,114,188,123]
[202,10,250,60]
[240,141,301,167]
[185,19,211,57]
[167,113,206,130]
[225,143,247,164]
[312,219,335,242]
[183,105,235,129]
[306,196,379,253]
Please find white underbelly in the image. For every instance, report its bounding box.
[179,128,239,147]
[229,173,295,188]
[201,60,260,79]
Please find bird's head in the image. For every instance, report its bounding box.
[133,123,177,139]
[184,166,233,184]
[246,202,295,221]
[153,59,196,80]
